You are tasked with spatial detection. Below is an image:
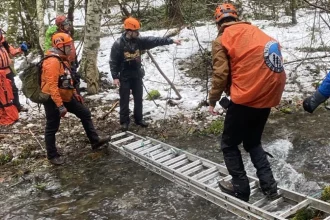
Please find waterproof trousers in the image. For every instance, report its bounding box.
[6,71,21,110]
[221,102,276,200]
[119,77,143,125]
[43,98,100,159]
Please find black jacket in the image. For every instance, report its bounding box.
[110,33,174,80]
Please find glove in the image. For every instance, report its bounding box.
[74,93,84,104]
[58,105,67,117]
[303,90,328,113]
[20,42,28,54]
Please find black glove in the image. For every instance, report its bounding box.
[303,90,327,113]
[58,105,67,117]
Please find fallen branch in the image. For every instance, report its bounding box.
[284,55,330,65]
[0,131,29,135]
[28,128,45,152]
[101,100,119,120]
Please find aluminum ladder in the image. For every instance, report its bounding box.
[110,131,330,220]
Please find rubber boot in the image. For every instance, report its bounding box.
[221,148,250,202]
[249,145,278,198]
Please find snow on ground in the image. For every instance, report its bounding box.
[12,7,330,124]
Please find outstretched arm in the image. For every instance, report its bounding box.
[139,36,180,50]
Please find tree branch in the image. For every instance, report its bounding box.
[302,0,330,13]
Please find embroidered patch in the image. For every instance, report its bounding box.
[264,41,284,73]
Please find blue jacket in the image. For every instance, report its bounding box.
[318,72,330,98]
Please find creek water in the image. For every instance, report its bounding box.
[1,109,330,220]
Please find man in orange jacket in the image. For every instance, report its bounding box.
[42,32,110,165]
[0,28,28,112]
[208,3,286,202]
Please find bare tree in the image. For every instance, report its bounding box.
[56,0,64,15]
[79,0,103,94]
[165,0,184,25]
[36,0,45,50]
[6,0,19,44]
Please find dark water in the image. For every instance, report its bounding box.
[1,109,330,220]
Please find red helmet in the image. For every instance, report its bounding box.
[52,33,73,48]
[124,17,141,30]
[55,15,70,27]
[214,3,238,23]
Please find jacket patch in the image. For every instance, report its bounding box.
[264,41,284,73]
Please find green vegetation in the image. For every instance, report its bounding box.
[201,119,224,135]
[321,186,330,202]
[146,90,161,100]
[0,153,13,165]
[291,207,315,220]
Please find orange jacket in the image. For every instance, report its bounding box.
[0,37,22,74]
[41,50,75,107]
[209,21,286,108]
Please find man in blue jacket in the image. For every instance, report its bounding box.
[109,17,181,131]
[303,72,330,113]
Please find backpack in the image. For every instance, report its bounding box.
[44,25,58,51]
[19,55,63,103]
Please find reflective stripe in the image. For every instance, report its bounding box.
[0,46,10,69]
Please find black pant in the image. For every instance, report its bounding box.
[119,77,143,124]
[6,71,21,110]
[43,98,99,159]
[220,102,275,198]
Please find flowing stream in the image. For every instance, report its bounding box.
[1,109,330,220]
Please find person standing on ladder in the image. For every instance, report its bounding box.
[109,17,181,132]
[208,3,286,202]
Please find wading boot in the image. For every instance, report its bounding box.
[92,137,111,150]
[49,156,65,165]
[218,180,250,202]
[121,123,129,132]
[135,120,148,128]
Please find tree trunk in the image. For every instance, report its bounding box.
[79,0,103,94]
[291,0,298,24]
[36,0,45,50]
[56,0,65,15]
[6,0,19,44]
[165,0,184,25]
[68,0,75,37]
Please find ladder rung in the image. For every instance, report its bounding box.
[163,154,186,166]
[219,175,232,182]
[209,182,219,188]
[169,159,189,169]
[279,199,310,218]
[135,143,153,153]
[182,165,203,176]
[191,166,217,180]
[249,181,258,188]
[153,150,173,160]
[262,197,284,211]
[157,154,174,163]
[124,140,144,150]
[138,144,162,155]
[198,172,219,183]
[176,160,201,173]
[252,197,268,207]
[111,132,126,139]
[112,135,135,145]
[250,187,260,196]
[323,216,330,220]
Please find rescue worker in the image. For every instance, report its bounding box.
[0,28,28,112]
[42,33,110,165]
[208,3,286,202]
[110,17,181,131]
[47,15,80,92]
